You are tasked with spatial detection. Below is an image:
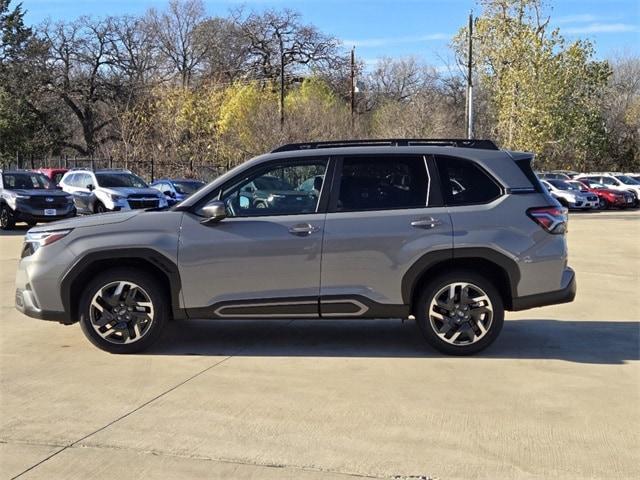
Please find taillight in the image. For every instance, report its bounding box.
[527,207,568,234]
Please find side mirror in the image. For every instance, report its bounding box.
[87,184,94,191]
[201,201,227,224]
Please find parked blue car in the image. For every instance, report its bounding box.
[150,179,205,206]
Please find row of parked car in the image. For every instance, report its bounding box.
[537,171,640,210]
[2,165,639,230]
[0,167,205,230]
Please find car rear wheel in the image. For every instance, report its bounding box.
[598,198,608,209]
[415,270,504,355]
[0,206,16,230]
[78,268,168,354]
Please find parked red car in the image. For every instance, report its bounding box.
[36,168,68,186]
[570,179,630,209]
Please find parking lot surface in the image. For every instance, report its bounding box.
[1,210,639,480]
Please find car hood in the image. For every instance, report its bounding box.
[592,188,622,195]
[7,189,70,197]
[99,187,162,197]
[29,209,143,232]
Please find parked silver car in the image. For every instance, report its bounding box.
[15,139,575,355]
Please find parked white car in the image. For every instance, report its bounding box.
[541,179,598,210]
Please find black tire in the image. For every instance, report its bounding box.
[598,198,608,210]
[415,270,504,355]
[27,221,37,227]
[94,201,107,214]
[78,268,169,354]
[0,205,16,230]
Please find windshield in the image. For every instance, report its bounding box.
[96,172,148,188]
[173,180,204,195]
[2,172,54,190]
[615,175,640,185]
[548,179,579,191]
[568,181,588,191]
[253,176,294,191]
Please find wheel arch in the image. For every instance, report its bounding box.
[402,248,519,313]
[61,248,184,324]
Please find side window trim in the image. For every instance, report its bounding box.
[327,154,434,214]
[192,156,334,218]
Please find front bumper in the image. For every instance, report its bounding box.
[15,287,68,323]
[511,267,576,311]
[13,205,76,223]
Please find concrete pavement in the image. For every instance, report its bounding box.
[1,210,638,479]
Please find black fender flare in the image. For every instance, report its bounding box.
[60,247,184,322]
[401,247,520,306]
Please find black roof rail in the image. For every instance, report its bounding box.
[271,138,499,153]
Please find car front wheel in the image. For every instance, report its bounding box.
[0,206,16,230]
[415,270,504,355]
[78,268,168,353]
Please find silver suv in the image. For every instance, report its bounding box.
[59,168,168,214]
[15,139,576,355]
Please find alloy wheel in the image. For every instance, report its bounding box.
[89,281,154,345]
[428,282,494,346]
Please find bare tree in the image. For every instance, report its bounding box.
[145,0,209,87]
[234,9,342,81]
[41,16,124,155]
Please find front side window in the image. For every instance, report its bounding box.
[96,173,147,188]
[335,155,429,212]
[220,160,327,217]
[436,156,501,205]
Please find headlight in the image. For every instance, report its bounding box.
[5,193,30,209]
[107,193,125,201]
[24,229,72,255]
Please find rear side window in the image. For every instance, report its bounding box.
[335,155,429,212]
[436,156,501,205]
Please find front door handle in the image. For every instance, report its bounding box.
[411,217,442,229]
[288,223,320,236]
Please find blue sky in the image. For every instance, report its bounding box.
[21,0,640,68]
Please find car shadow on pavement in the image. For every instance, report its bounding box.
[150,318,639,365]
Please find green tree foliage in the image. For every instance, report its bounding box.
[453,0,611,170]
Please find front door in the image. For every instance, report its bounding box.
[178,158,330,318]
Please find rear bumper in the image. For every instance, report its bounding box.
[510,267,576,311]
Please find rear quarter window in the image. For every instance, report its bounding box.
[435,156,502,206]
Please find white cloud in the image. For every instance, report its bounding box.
[555,14,600,24]
[564,23,639,34]
[342,33,450,48]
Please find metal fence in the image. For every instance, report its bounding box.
[4,155,227,183]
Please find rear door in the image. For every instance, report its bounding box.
[319,154,452,317]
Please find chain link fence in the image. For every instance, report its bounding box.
[3,155,227,183]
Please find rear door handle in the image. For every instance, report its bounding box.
[411,217,442,229]
[288,223,321,236]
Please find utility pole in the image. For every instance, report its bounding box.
[466,10,474,139]
[279,35,285,129]
[350,46,356,132]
